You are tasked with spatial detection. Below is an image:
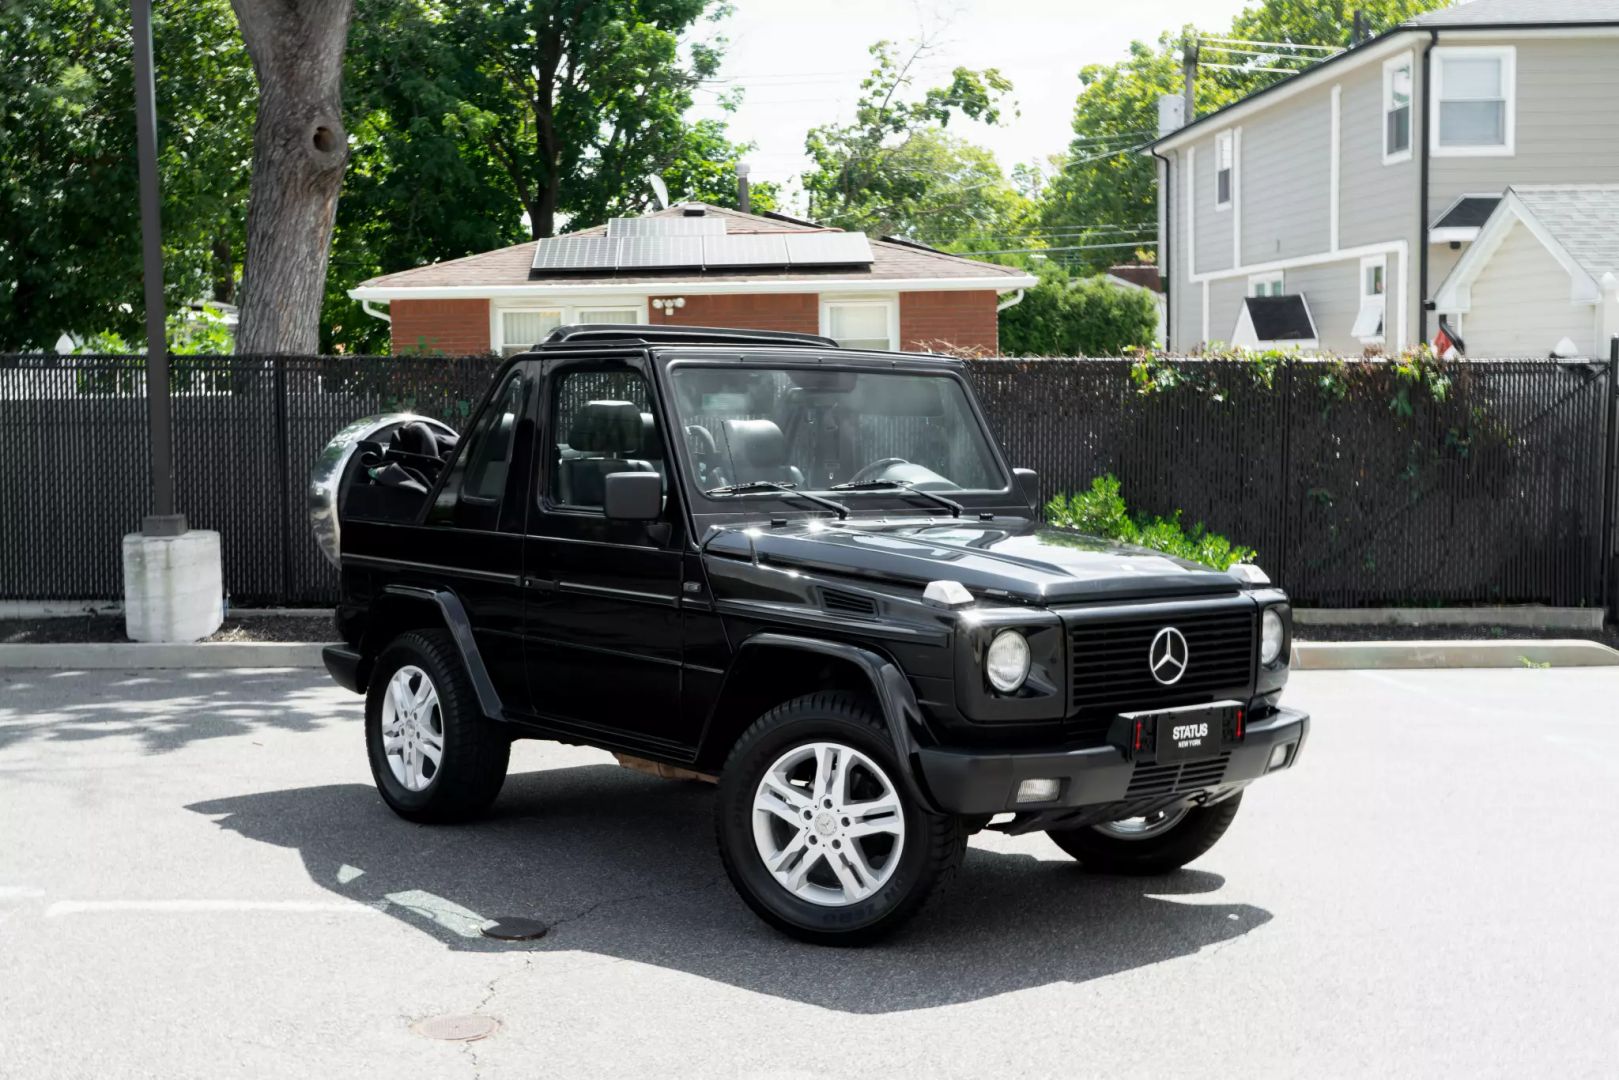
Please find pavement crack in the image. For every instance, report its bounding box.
[545,873,727,934]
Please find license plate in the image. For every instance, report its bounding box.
[1125,703,1236,764]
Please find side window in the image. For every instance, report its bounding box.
[429,369,526,527]
[547,368,661,512]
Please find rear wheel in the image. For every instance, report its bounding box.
[364,630,510,823]
[714,692,964,946]
[1045,794,1243,875]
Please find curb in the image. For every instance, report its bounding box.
[0,642,327,669]
[1293,605,1606,631]
[1291,639,1619,670]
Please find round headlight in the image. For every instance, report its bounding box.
[985,630,1031,693]
[1260,608,1286,665]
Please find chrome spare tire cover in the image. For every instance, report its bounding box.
[308,413,457,567]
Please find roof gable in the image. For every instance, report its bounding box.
[1432,185,1619,311]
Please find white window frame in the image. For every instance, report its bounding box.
[1352,254,1387,343]
[1430,46,1515,158]
[1214,130,1233,210]
[1248,271,1285,298]
[1382,52,1414,165]
[490,299,648,355]
[820,296,898,351]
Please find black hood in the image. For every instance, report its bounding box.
[702,517,1242,604]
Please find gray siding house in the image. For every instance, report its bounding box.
[1150,0,1619,358]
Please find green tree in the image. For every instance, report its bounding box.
[1039,0,1450,274]
[999,266,1158,356]
[0,0,253,350]
[802,40,1026,244]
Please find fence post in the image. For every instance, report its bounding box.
[1278,360,1294,590]
[273,358,292,607]
[1602,337,1619,622]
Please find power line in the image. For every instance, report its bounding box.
[961,240,1158,255]
[1197,35,1340,52]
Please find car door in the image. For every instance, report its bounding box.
[521,356,691,754]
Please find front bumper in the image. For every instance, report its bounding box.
[915,706,1309,816]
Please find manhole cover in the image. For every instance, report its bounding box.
[411,1014,500,1042]
[482,917,549,941]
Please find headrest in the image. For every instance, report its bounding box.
[722,418,789,469]
[639,412,663,459]
[394,420,441,459]
[569,400,642,453]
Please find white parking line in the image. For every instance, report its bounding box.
[44,899,387,918]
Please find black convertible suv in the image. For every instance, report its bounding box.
[310,325,1308,944]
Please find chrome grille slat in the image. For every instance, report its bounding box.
[1067,605,1257,720]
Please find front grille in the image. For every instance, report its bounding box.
[1068,606,1256,718]
[1126,753,1231,798]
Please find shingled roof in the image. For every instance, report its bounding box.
[354,204,1032,293]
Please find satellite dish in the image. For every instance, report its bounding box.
[648,175,669,210]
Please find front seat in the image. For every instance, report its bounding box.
[559,400,652,507]
[721,418,805,486]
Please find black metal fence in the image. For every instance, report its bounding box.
[2,352,1615,609]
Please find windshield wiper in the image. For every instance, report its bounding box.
[829,479,963,517]
[705,480,849,519]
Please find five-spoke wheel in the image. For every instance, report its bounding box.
[380,665,444,792]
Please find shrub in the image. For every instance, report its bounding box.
[998,266,1158,357]
[1044,475,1256,570]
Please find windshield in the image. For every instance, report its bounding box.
[668,365,1006,495]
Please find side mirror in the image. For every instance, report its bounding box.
[1012,468,1039,511]
[604,471,663,521]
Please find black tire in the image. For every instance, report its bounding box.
[364,629,510,824]
[714,691,965,946]
[1045,793,1243,875]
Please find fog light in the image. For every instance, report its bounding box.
[1016,778,1061,804]
[1268,744,1291,770]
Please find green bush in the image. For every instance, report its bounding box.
[998,266,1158,357]
[1044,475,1256,570]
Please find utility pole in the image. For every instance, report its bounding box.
[737,162,751,213]
[131,0,184,537]
[1352,9,1367,46]
[1182,36,1198,123]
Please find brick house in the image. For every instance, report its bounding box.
[348,203,1035,356]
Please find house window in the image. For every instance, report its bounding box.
[1214,130,1233,209]
[1248,272,1284,297]
[494,303,646,356]
[498,309,562,357]
[1432,47,1515,155]
[1352,255,1387,342]
[1383,53,1413,163]
[822,299,896,350]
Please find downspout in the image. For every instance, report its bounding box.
[1152,147,1173,348]
[996,289,1025,313]
[361,299,391,324]
[1417,30,1438,346]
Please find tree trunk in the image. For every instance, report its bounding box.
[229,0,354,354]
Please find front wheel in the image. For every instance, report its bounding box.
[714,692,964,946]
[1045,793,1243,875]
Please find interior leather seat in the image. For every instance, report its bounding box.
[721,418,805,486]
[559,400,653,507]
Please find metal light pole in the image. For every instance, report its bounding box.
[132,0,185,536]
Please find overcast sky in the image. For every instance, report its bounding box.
[689,0,1255,203]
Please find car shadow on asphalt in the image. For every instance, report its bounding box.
[187,762,1273,1013]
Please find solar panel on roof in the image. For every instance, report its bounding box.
[702,234,790,268]
[785,232,874,266]
[617,235,705,270]
[530,235,621,273]
[607,215,726,238]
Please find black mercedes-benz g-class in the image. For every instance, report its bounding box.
[310,325,1308,945]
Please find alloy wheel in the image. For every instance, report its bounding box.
[751,741,906,907]
[381,665,443,792]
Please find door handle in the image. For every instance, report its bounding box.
[521,576,558,593]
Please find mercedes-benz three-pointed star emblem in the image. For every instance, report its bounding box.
[1148,627,1189,686]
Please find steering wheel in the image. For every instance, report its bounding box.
[847,457,910,485]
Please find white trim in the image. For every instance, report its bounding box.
[1248,271,1285,297]
[1354,254,1388,343]
[1382,52,1414,165]
[1430,226,1481,244]
[1185,146,1197,281]
[1214,130,1234,211]
[1230,127,1242,264]
[350,274,1032,302]
[1432,191,1602,313]
[1202,280,1210,345]
[819,295,899,350]
[361,299,391,324]
[1430,46,1516,158]
[1329,85,1341,250]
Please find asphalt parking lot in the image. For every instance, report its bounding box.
[2,665,1616,1078]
